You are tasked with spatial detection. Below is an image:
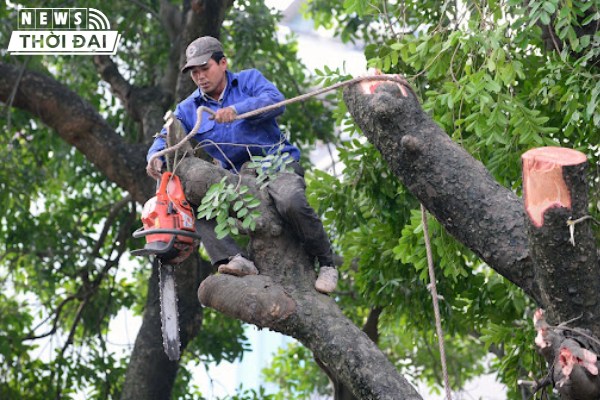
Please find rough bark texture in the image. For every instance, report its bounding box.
[175,156,423,399]
[316,307,383,400]
[343,78,541,303]
[524,148,600,398]
[523,148,600,333]
[343,77,600,399]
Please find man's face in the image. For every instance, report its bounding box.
[189,57,228,98]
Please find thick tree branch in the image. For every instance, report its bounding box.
[343,78,542,303]
[175,0,235,101]
[158,0,185,93]
[93,56,132,105]
[159,0,182,41]
[171,155,422,399]
[0,62,152,204]
[199,274,422,400]
[523,148,600,334]
[93,55,173,141]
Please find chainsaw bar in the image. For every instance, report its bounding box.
[159,261,180,361]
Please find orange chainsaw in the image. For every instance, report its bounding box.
[132,171,201,360]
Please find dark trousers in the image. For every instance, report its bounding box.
[197,163,334,267]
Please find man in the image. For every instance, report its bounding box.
[146,36,338,293]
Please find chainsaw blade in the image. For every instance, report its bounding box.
[159,261,180,361]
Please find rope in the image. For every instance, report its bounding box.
[150,73,454,395]
[421,204,452,400]
[149,106,216,165]
[148,74,410,164]
[235,74,411,119]
[567,215,600,246]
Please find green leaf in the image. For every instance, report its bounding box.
[233,201,244,212]
[246,199,261,209]
[542,1,556,14]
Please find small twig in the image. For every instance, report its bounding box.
[91,195,132,259]
[60,297,89,357]
[520,369,553,399]
[449,45,460,84]
[22,295,77,341]
[568,215,599,226]
[558,313,583,327]
[381,0,399,39]
[326,143,338,176]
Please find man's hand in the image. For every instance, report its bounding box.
[213,107,237,123]
[146,158,163,180]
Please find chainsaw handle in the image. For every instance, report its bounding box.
[157,172,172,196]
[132,227,202,240]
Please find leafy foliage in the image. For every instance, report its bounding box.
[275,0,598,397]
[245,151,296,190]
[262,341,332,399]
[197,151,296,239]
[0,1,323,399]
[1,0,599,399]
[197,177,261,239]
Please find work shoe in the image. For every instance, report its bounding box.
[218,254,258,277]
[315,266,338,294]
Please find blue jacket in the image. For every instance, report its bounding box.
[147,69,300,173]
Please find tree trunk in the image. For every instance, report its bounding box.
[523,147,599,331]
[523,147,600,399]
[120,254,211,400]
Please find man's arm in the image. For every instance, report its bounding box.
[145,101,197,178]
[146,132,167,179]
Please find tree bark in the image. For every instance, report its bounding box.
[524,148,600,399]
[317,307,383,400]
[342,78,542,303]
[0,63,152,204]
[522,147,599,332]
[171,156,422,399]
[343,76,600,399]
